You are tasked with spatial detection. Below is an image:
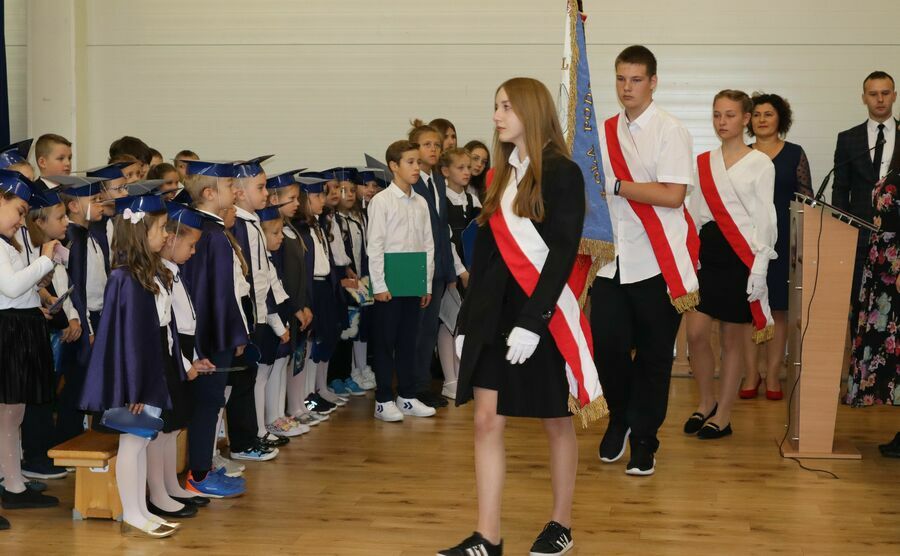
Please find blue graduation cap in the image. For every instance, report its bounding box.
[0,139,33,169]
[356,167,388,187]
[167,203,216,230]
[0,169,34,202]
[126,179,166,196]
[115,193,166,216]
[266,169,305,190]
[323,166,358,183]
[170,188,193,206]
[83,162,129,181]
[256,203,291,223]
[46,175,106,197]
[233,155,274,178]
[297,176,327,194]
[364,153,393,184]
[28,181,63,210]
[183,160,236,178]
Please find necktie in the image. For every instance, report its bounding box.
[873,123,885,178]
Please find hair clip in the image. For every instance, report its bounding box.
[122,208,146,225]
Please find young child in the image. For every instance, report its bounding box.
[35,134,73,180]
[262,171,314,435]
[463,140,491,202]
[430,118,458,151]
[367,140,435,422]
[229,156,289,461]
[178,160,249,498]
[149,148,164,170]
[54,175,106,444]
[174,150,199,183]
[437,148,481,400]
[0,170,60,528]
[108,136,152,180]
[85,161,131,273]
[147,163,182,201]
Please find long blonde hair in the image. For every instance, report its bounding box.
[478,77,569,224]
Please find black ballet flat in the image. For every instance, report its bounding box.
[697,422,733,440]
[172,495,210,507]
[683,404,718,435]
[147,499,198,518]
[0,514,9,530]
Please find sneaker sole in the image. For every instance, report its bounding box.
[374,413,404,422]
[347,390,367,397]
[230,452,278,462]
[599,428,631,463]
[21,471,68,480]
[625,457,656,476]
[529,540,573,556]
[400,411,436,417]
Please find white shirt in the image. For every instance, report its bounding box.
[154,275,193,374]
[106,218,114,257]
[326,214,352,266]
[310,226,331,277]
[18,228,79,323]
[868,118,897,180]
[446,187,481,276]
[366,182,435,295]
[419,170,440,215]
[0,238,53,310]
[234,207,287,336]
[598,102,695,283]
[85,235,107,312]
[162,258,196,336]
[687,149,777,274]
[340,212,366,274]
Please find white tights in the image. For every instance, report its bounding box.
[264,356,289,427]
[437,324,459,389]
[147,431,190,512]
[287,341,312,417]
[116,433,154,529]
[0,403,26,493]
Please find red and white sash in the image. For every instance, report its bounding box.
[697,149,774,343]
[488,174,606,425]
[603,114,700,312]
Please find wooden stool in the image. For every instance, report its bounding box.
[48,430,121,521]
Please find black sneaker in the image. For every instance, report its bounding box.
[305,395,335,415]
[529,521,573,555]
[625,440,655,476]
[259,432,289,448]
[598,423,630,463]
[21,460,68,480]
[0,487,59,509]
[437,532,503,555]
[418,391,448,409]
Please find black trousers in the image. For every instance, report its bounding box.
[225,335,259,454]
[590,272,682,452]
[413,279,445,392]
[187,347,231,475]
[373,297,421,403]
[21,402,55,467]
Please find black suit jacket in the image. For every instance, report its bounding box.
[831,119,899,220]
[413,172,456,283]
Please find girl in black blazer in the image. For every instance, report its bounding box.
[439,77,585,556]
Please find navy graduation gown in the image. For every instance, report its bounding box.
[180,220,249,359]
[79,269,185,411]
[63,223,92,367]
[88,217,111,273]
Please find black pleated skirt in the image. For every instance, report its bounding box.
[159,328,189,432]
[696,223,752,324]
[0,308,55,404]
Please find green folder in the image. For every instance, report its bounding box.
[383,251,427,297]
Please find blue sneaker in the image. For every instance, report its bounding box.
[343,378,366,397]
[329,379,350,395]
[186,470,245,498]
[230,444,278,462]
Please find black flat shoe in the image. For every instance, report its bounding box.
[0,479,46,493]
[0,487,58,509]
[172,495,210,507]
[878,432,900,453]
[147,500,198,518]
[683,404,717,435]
[259,433,289,448]
[697,422,733,440]
[0,514,9,530]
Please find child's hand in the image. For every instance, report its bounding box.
[62,320,82,343]
[40,239,60,260]
[37,272,54,289]
[40,307,52,320]
[89,334,95,346]
[235,344,246,357]
[346,268,358,280]
[279,330,290,344]
[420,294,432,308]
[44,295,58,308]
[459,271,470,289]
[128,403,144,415]
[375,292,392,303]
[340,278,358,289]
[300,308,313,330]
[191,358,216,378]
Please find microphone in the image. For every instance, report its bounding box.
[814,137,886,201]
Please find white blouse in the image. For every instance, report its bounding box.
[0,238,53,310]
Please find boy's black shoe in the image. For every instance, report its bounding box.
[625,440,656,476]
[437,532,503,555]
[598,423,630,463]
[529,521,573,555]
[0,487,59,509]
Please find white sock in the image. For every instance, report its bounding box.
[437,325,459,387]
[265,356,289,424]
[0,403,26,494]
[255,362,274,437]
[117,433,152,529]
[147,433,184,512]
[163,431,194,499]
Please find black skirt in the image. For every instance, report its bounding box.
[696,223,752,324]
[160,327,189,432]
[0,308,55,404]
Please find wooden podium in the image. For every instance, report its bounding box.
[784,194,877,459]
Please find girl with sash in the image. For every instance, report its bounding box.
[684,89,777,439]
[439,77,604,556]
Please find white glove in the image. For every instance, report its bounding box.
[505,327,541,365]
[746,272,767,303]
[455,335,465,359]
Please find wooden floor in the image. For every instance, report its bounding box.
[1,378,898,555]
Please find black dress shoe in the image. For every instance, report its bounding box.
[697,422,733,440]
[877,432,900,453]
[0,478,47,493]
[0,514,9,530]
[683,403,718,435]
[172,495,210,507]
[0,487,59,509]
[417,391,447,408]
[147,499,198,518]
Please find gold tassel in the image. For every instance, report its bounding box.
[569,394,609,428]
[564,1,579,151]
[670,290,700,314]
[752,325,775,344]
[577,239,615,309]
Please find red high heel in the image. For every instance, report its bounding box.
[739,377,762,399]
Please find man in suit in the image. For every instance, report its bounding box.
[832,70,898,314]
[413,167,457,409]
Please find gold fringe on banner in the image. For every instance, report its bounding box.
[752,324,775,344]
[670,290,700,314]
[569,394,609,428]
[577,238,615,309]
[564,0,579,150]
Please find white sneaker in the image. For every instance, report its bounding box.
[374,401,404,422]
[441,381,458,401]
[397,396,436,418]
[351,368,376,391]
[362,365,376,385]
[212,453,245,477]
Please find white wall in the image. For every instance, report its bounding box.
[6,0,900,191]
